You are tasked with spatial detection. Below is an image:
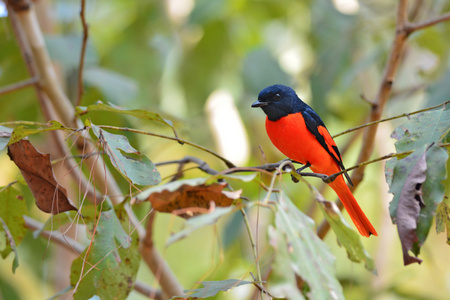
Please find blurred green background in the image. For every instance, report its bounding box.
[1,0,450,299]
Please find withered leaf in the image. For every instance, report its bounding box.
[8,139,77,214]
[145,183,237,218]
[396,148,428,266]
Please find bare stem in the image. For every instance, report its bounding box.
[0,77,38,95]
[76,0,88,107]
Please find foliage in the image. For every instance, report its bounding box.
[0,0,450,300]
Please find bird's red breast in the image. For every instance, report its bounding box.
[265,113,340,176]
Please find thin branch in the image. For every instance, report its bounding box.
[0,77,38,95]
[406,11,450,33]
[333,100,450,138]
[75,0,88,107]
[98,125,236,168]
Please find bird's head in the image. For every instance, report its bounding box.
[251,84,305,121]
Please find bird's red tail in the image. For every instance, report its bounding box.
[329,177,378,237]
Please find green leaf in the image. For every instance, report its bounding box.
[317,199,376,272]
[387,108,449,258]
[294,175,375,271]
[166,206,236,246]
[0,185,27,263]
[436,202,450,245]
[0,125,13,150]
[77,101,178,137]
[45,34,98,69]
[70,204,140,300]
[390,108,450,152]
[91,123,161,186]
[181,279,255,298]
[83,67,138,105]
[7,121,71,146]
[0,218,19,273]
[268,226,305,299]
[417,145,448,245]
[274,193,344,299]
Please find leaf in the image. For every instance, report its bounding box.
[7,121,71,146]
[137,174,255,202]
[387,108,449,258]
[77,101,178,138]
[267,226,305,299]
[167,206,236,246]
[7,139,78,214]
[91,124,161,186]
[416,145,448,245]
[181,279,254,298]
[0,185,27,261]
[390,108,450,152]
[294,174,375,272]
[146,183,236,218]
[70,204,140,300]
[436,202,450,245]
[83,67,138,105]
[390,146,429,265]
[274,193,344,299]
[0,217,19,273]
[0,125,13,150]
[317,199,376,272]
[45,34,98,69]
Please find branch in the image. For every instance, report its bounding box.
[75,0,88,107]
[0,77,38,95]
[23,216,163,299]
[406,11,450,33]
[98,125,236,168]
[333,100,450,138]
[7,1,182,293]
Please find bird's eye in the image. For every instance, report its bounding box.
[274,93,281,101]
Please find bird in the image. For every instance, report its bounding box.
[252,84,377,237]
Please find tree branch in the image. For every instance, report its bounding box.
[75,0,88,107]
[0,77,38,95]
[406,11,450,33]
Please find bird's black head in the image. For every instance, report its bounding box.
[251,84,307,121]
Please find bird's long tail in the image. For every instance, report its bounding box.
[329,176,378,237]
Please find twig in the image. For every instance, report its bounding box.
[333,100,450,138]
[97,125,236,168]
[406,11,450,33]
[0,77,38,95]
[75,0,88,107]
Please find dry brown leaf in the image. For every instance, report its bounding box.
[146,183,236,218]
[8,139,77,214]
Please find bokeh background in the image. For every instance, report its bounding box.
[1,0,450,299]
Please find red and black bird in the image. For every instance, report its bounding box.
[252,84,377,237]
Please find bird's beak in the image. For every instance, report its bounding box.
[251,99,268,107]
